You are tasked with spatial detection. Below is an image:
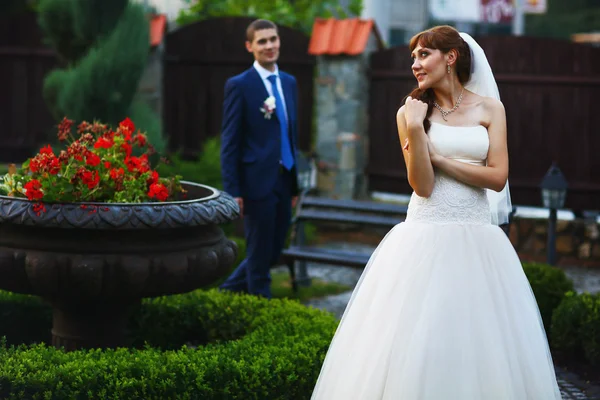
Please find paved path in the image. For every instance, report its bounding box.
[276,246,600,400]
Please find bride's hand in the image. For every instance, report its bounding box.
[404,96,428,129]
[427,137,442,165]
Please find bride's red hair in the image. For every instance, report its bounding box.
[406,25,472,132]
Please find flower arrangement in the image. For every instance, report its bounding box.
[0,117,183,211]
[260,96,276,119]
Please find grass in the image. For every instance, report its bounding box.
[271,271,351,302]
[0,164,8,175]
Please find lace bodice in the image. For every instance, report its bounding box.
[406,122,492,225]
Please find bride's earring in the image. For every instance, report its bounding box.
[447,64,451,74]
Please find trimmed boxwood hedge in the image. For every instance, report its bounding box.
[0,261,577,398]
[522,262,574,333]
[551,291,600,366]
[0,289,338,399]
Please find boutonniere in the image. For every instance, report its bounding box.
[260,96,276,119]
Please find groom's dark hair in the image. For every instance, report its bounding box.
[246,19,278,42]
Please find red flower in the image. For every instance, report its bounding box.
[59,150,69,164]
[48,157,61,175]
[39,145,54,156]
[109,167,125,181]
[57,117,73,141]
[134,133,147,147]
[148,183,169,201]
[119,117,135,134]
[138,154,150,173]
[9,117,182,204]
[81,170,100,189]
[91,122,107,134]
[85,152,101,167]
[29,159,40,173]
[121,142,132,157]
[124,155,149,173]
[29,146,61,175]
[24,180,44,201]
[77,121,92,134]
[33,202,46,216]
[147,170,159,185]
[94,136,113,149]
[68,141,87,161]
[124,156,139,172]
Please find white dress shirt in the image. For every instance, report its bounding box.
[253,60,289,123]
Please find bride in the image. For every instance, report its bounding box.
[311,25,562,399]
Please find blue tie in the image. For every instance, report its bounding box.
[267,74,294,170]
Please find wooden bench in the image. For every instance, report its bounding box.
[281,194,408,292]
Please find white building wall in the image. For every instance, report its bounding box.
[133,0,190,21]
[361,0,391,44]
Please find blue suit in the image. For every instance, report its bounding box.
[219,65,299,298]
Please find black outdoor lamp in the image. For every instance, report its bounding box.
[296,153,314,195]
[539,163,568,265]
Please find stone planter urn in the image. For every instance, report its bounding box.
[0,181,239,350]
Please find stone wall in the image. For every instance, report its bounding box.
[137,43,163,118]
[510,216,600,267]
[314,33,380,200]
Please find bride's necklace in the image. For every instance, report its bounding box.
[433,88,464,121]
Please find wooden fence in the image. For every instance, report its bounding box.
[162,17,316,158]
[0,11,56,162]
[0,15,316,164]
[367,36,600,211]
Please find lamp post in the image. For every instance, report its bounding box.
[296,153,313,195]
[294,153,316,287]
[539,163,568,266]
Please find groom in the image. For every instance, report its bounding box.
[219,19,300,299]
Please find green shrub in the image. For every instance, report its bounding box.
[581,295,600,365]
[551,291,600,366]
[0,0,37,14]
[0,292,51,346]
[157,137,235,236]
[157,137,318,245]
[157,137,223,191]
[522,262,573,333]
[38,0,166,154]
[0,289,337,399]
[129,100,167,158]
[551,291,590,360]
[176,0,363,35]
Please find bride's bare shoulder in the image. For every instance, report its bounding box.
[396,105,407,125]
[482,96,504,110]
[397,104,406,117]
[481,97,505,124]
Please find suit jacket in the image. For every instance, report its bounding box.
[220,66,299,200]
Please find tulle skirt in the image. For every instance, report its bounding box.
[311,221,562,400]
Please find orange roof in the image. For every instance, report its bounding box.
[572,32,600,43]
[308,18,382,56]
[150,14,167,47]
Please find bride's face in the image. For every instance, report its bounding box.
[411,45,447,90]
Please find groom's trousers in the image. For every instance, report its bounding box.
[219,167,293,298]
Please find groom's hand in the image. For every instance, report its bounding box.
[235,197,244,218]
[292,196,298,208]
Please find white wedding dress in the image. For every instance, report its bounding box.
[311,121,562,399]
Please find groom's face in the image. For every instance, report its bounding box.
[246,28,280,67]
